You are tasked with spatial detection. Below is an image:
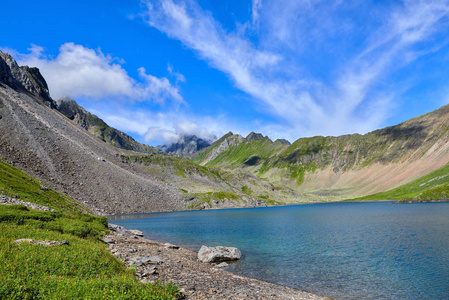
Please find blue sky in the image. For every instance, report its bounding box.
[2,0,449,146]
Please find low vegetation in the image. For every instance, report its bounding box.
[350,163,449,201]
[0,159,86,213]
[0,159,181,299]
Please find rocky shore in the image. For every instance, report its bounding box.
[105,224,329,300]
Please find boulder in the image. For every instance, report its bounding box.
[131,256,163,265]
[197,245,242,263]
[215,262,229,268]
[128,229,144,237]
[164,243,180,249]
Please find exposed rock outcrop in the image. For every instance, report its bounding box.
[57,98,156,153]
[13,239,69,247]
[245,132,265,142]
[0,50,56,108]
[0,195,55,212]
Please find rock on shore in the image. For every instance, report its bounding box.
[197,245,242,263]
[105,223,329,299]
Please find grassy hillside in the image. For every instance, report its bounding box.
[350,162,449,201]
[0,159,180,299]
[0,159,86,213]
[194,105,449,200]
[199,136,287,167]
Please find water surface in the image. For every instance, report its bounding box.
[109,202,449,299]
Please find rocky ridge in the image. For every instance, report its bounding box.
[157,134,213,157]
[57,98,156,153]
[0,50,56,108]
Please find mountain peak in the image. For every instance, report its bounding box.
[157,134,214,156]
[246,132,264,142]
[275,138,291,145]
[0,50,56,108]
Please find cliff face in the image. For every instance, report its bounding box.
[0,50,56,108]
[57,98,156,154]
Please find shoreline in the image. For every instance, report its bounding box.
[105,223,330,300]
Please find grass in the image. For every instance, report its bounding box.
[350,162,449,201]
[0,159,181,299]
[0,223,180,299]
[0,159,86,213]
[190,191,239,207]
[241,185,253,195]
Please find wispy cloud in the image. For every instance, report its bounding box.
[251,0,262,25]
[88,104,230,146]
[12,43,184,103]
[142,0,449,140]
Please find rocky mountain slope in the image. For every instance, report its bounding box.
[0,51,285,214]
[2,48,449,214]
[57,98,156,153]
[195,108,449,201]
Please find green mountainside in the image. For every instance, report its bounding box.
[195,105,449,201]
[351,162,449,202]
[0,158,180,299]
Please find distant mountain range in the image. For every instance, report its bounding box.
[2,49,449,216]
[157,134,213,157]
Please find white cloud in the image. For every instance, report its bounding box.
[87,103,230,146]
[13,43,183,103]
[252,0,262,25]
[141,0,449,140]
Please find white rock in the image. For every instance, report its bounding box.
[128,229,144,237]
[197,245,242,263]
[164,243,180,249]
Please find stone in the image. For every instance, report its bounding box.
[215,262,229,268]
[164,243,180,249]
[131,256,163,265]
[13,239,69,246]
[140,256,163,264]
[128,229,144,237]
[102,237,114,244]
[13,238,33,244]
[197,245,242,263]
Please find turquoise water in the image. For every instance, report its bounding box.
[109,202,449,299]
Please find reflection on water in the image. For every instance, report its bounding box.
[109,202,449,300]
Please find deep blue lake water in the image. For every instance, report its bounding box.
[109,202,449,299]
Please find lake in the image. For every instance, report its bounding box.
[109,201,449,299]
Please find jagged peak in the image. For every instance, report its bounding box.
[245,132,264,142]
[157,134,214,156]
[274,138,291,145]
[0,50,56,108]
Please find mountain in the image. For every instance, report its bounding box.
[0,50,56,108]
[57,98,155,153]
[0,51,284,214]
[2,49,449,215]
[195,109,449,201]
[157,134,213,157]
